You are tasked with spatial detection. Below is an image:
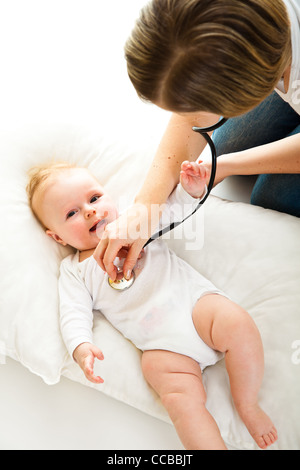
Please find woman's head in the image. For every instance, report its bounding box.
[125,0,291,117]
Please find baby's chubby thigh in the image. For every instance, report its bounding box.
[192,292,258,356]
[141,350,206,408]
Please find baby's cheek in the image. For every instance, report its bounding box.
[107,205,119,223]
[68,223,87,245]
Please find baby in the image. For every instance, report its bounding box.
[27,161,277,450]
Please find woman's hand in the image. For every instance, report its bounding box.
[93,202,160,282]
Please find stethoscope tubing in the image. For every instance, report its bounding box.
[143,117,227,248]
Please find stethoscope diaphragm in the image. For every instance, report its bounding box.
[108,267,135,291]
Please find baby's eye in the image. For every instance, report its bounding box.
[90,195,101,203]
[66,210,77,219]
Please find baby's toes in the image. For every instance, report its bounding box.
[255,427,278,449]
[262,433,273,448]
[270,427,278,443]
[255,435,268,449]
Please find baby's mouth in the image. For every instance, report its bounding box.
[90,218,107,233]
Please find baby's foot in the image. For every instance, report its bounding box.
[238,404,278,449]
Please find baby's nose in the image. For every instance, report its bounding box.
[85,207,96,219]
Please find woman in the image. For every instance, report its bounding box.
[94,0,300,281]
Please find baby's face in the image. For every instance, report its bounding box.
[37,168,118,251]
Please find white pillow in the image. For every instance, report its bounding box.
[0,124,299,450]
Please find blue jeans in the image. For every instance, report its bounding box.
[213,91,300,217]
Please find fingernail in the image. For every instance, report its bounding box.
[126,270,131,280]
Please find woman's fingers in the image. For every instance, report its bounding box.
[122,239,146,280]
[94,238,122,281]
[93,204,152,280]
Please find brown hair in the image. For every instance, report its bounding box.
[125,0,291,117]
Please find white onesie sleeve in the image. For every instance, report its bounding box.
[59,259,94,357]
[158,182,206,231]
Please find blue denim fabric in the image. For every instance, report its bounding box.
[212,91,300,217]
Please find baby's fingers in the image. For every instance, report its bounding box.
[85,365,104,384]
[181,160,202,176]
[198,164,209,180]
[84,353,104,384]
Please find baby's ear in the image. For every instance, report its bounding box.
[45,229,67,246]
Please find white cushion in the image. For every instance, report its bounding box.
[0,123,299,450]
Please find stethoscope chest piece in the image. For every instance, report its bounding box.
[108,268,135,291]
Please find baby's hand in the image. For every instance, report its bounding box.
[73,342,104,384]
[180,160,209,199]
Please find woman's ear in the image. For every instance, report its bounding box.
[45,229,67,246]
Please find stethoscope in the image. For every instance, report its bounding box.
[108,117,228,290]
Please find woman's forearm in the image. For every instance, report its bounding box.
[221,133,300,177]
[135,112,219,206]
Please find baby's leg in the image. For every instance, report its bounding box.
[192,294,278,449]
[141,350,227,450]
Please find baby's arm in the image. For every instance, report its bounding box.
[73,342,104,384]
[59,258,104,384]
[180,160,209,199]
[157,160,209,230]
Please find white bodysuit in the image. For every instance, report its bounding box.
[59,184,225,371]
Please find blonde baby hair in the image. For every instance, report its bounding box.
[26,161,77,228]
